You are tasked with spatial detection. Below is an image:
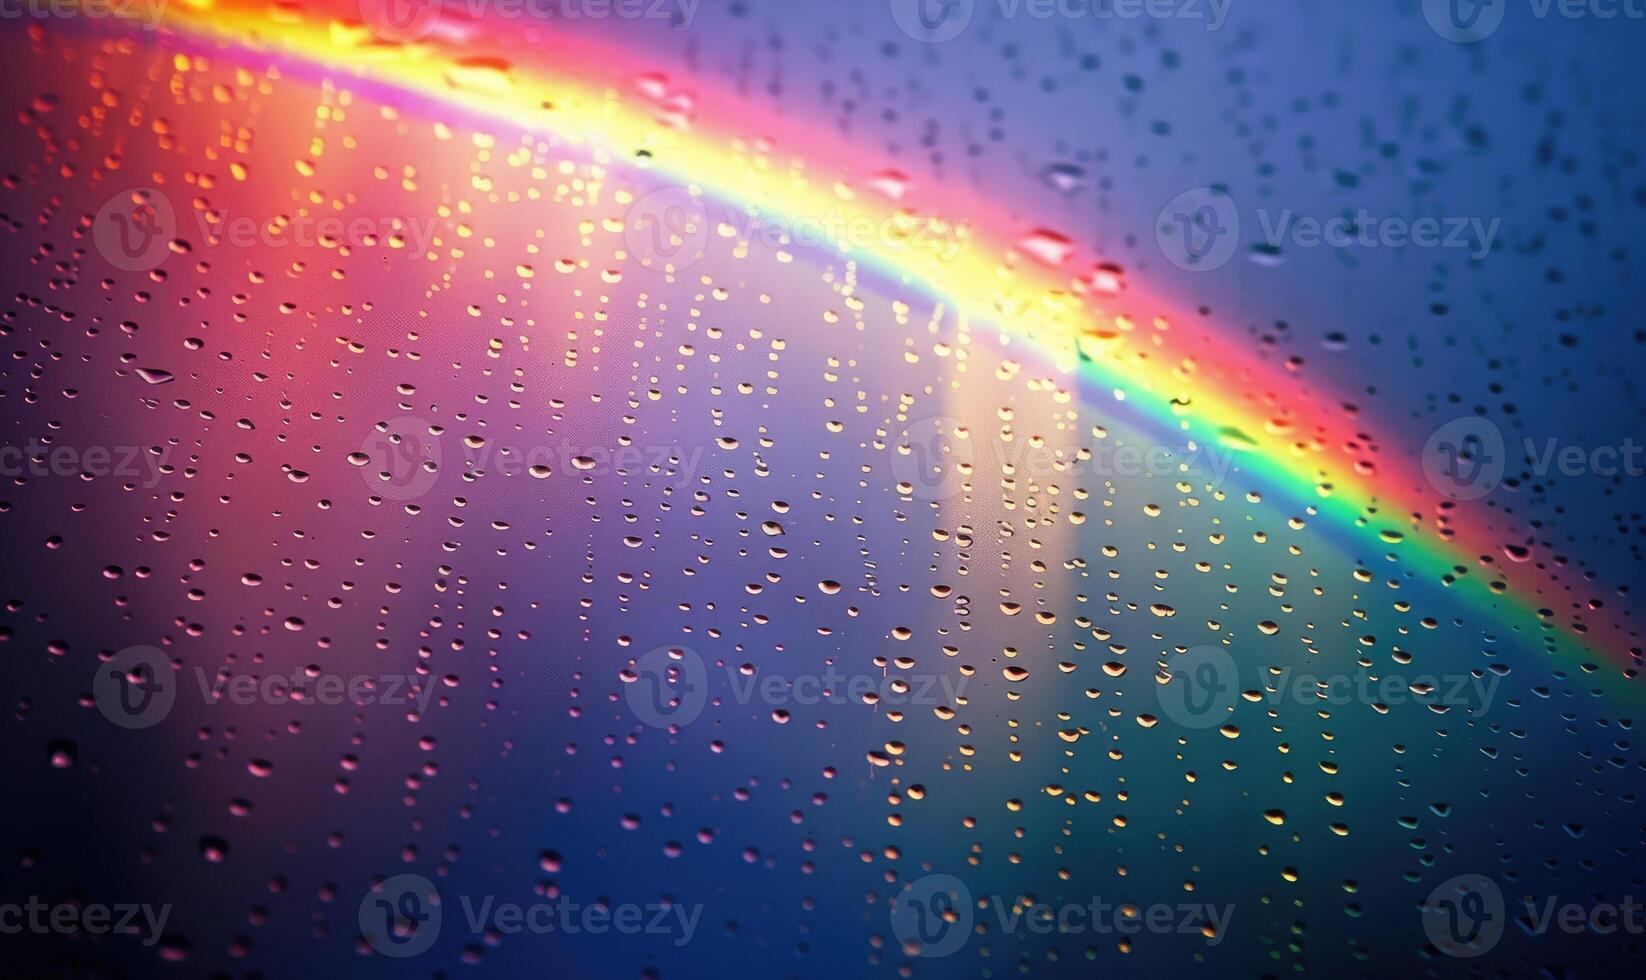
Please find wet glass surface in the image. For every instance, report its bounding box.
[0,1,1643,976]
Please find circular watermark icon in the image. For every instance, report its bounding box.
[890,873,974,958]
[890,0,975,42]
[92,188,176,273]
[1422,416,1505,501]
[93,645,176,730]
[889,416,974,502]
[625,647,708,728]
[360,874,442,958]
[359,0,444,43]
[1155,645,1239,729]
[625,187,710,272]
[1157,187,1240,272]
[357,415,441,501]
[1423,0,1506,42]
[1422,873,1505,957]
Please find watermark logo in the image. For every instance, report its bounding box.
[93,645,176,730]
[1157,187,1240,272]
[361,874,442,958]
[357,415,442,501]
[625,187,711,271]
[890,416,975,502]
[359,0,443,41]
[1155,645,1239,728]
[1423,416,1505,501]
[1423,874,1504,957]
[625,647,709,727]
[1423,0,1507,41]
[891,0,975,41]
[892,874,973,957]
[93,188,175,273]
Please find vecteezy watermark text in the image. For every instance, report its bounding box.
[1422,874,1646,957]
[1154,645,1500,729]
[0,0,167,30]
[891,0,1233,43]
[193,666,439,713]
[359,874,700,958]
[1424,0,1646,43]
[91,188,437,273]
[359,0,699,42]
[1157,188,1499,272]
[0,441,168,489]
[355,415,707,501]
[621,646,967,728]
[93,645,437,729]
[0,897,170,946]
[1422,416,1646,500]
[890,874,1231,958]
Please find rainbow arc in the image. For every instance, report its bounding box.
[80,0,1640,689]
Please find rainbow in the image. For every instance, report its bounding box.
[70,0,1640,690]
